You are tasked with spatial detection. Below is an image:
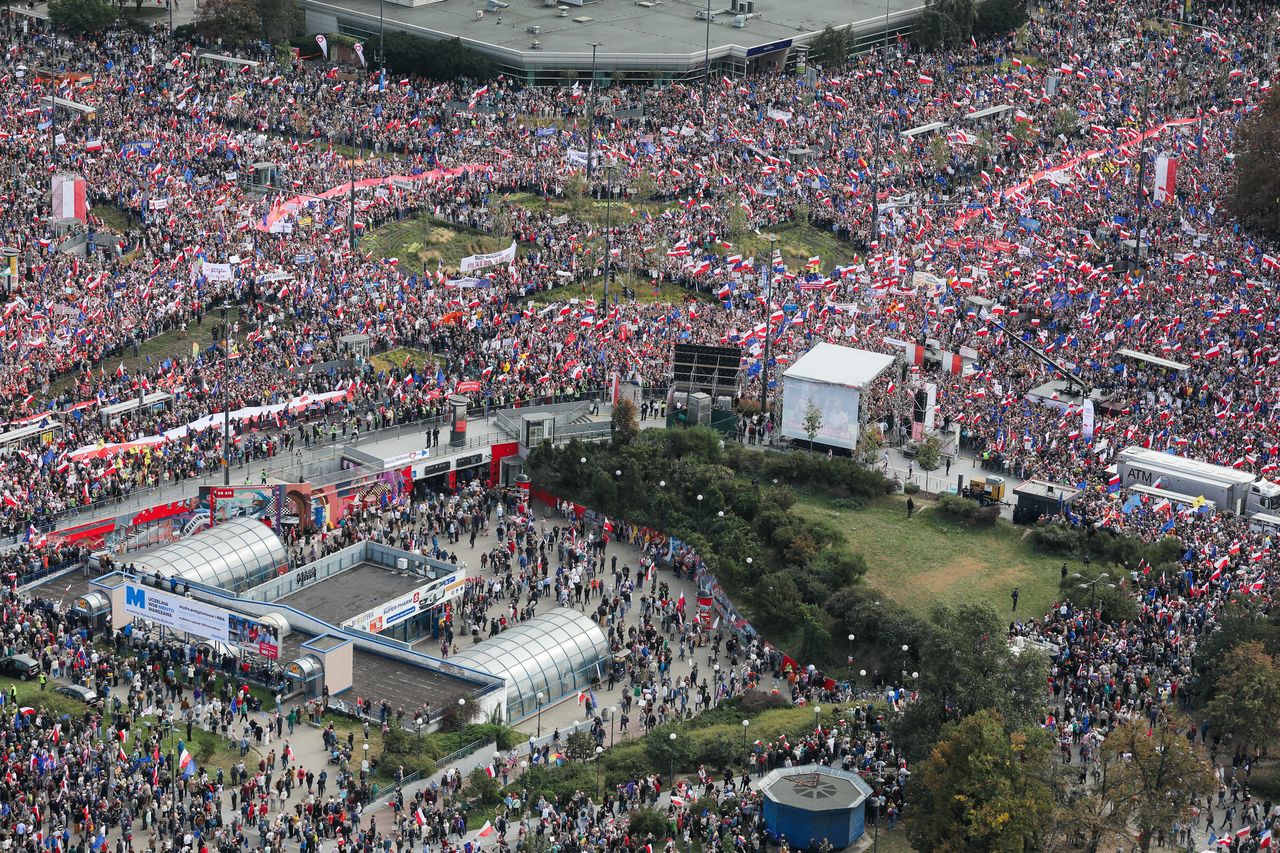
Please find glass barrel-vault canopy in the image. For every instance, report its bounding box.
[133,517,286,592]
[449,607,610,718]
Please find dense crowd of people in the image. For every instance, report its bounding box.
[0,0,1268,559]
[0,0,1274,847]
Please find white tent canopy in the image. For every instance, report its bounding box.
[781,342,895,390]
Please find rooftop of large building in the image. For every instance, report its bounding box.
[304,0,921,75]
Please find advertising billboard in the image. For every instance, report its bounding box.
[123,583,230,642]
[228,612,280,660]
[342,572,466,634]
[123,582,280,659]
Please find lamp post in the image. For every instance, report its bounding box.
[457,698,466,754]
[701,0,712,112]
[610,706,617,747]
[1073,572,1114,646]
[847,633,856,667]
[900,644,909,684]
[536,692,545,739]
[584,42,602,179]
[378,0,386,67]
[603,163,616,307]
[741,719,749,762]
[760,233,778,416]
[1132,73,1150,269]
[871,794,885,853]
[221,306,231,486]
[594,745,604,796]
[668,732,677,789]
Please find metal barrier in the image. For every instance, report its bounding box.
[438,738,486,767]
[371,769,424,805]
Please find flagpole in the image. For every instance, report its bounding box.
[585,42,601,179]
[222,306,230,486]
[760,234,777,418]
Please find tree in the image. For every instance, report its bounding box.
[611,398,640,446]
[1099,717,1214,853]
[1206,641,1280,749]
[196,0,260,42]
[808,25,852,67]
[928,134,952,171]
[802,398,823,444]
[1053,107,1080,137]
[629,170,658,204]
[907,709,1054,853]
[1191,601,1280,704]
[894,602,1048,761]
[973,0,1027,38]
[912,0,976,49]
[1232,90,1280,242]
[47,0,116,33]
[381,32,496,82]
[915,435,942,472]
[855,423,885,465]
[256,0,301,40]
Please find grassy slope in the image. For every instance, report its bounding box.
[359,215,509,269]
[0,674,253,778]
[794,494,1062,622]
[737,220,861,272]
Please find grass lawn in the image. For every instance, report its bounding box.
[48,305,254,397]
[369,346,443,376]
[869,824,917,853]
[0,674,254,778]
[793,494,1062,621]
[93,203,133,234]
[552,271,704,306]
[361,215,509,269]
[736,220,861,272]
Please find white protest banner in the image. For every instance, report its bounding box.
[459,241,517,273]
[201,261,234,282]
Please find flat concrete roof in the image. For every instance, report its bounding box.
[304,0,921,69]
[279,634,476,712]
[276,562,425,624]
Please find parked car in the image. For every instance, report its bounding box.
[0,654,40,680]
[53,684,100,707]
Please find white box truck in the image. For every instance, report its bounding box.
[1116,446,1280,527]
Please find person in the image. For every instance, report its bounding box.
[905,497,914,519]
[945,456,951,476]
[1010,588,1019,612]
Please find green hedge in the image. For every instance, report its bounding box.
[516,697,861,801]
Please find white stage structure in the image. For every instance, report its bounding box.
[780,343,895,450]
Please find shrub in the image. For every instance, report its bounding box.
[380,728,439,777]
[935,493,980,520]
[628,808,671,840]
[973,505,1000,526]
[601,743,651,788]
[721,690,791,715]
[904,482,921,495]
[1030,522,1080,555]
[467,767,503,805]
[1250,764,1280,803]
